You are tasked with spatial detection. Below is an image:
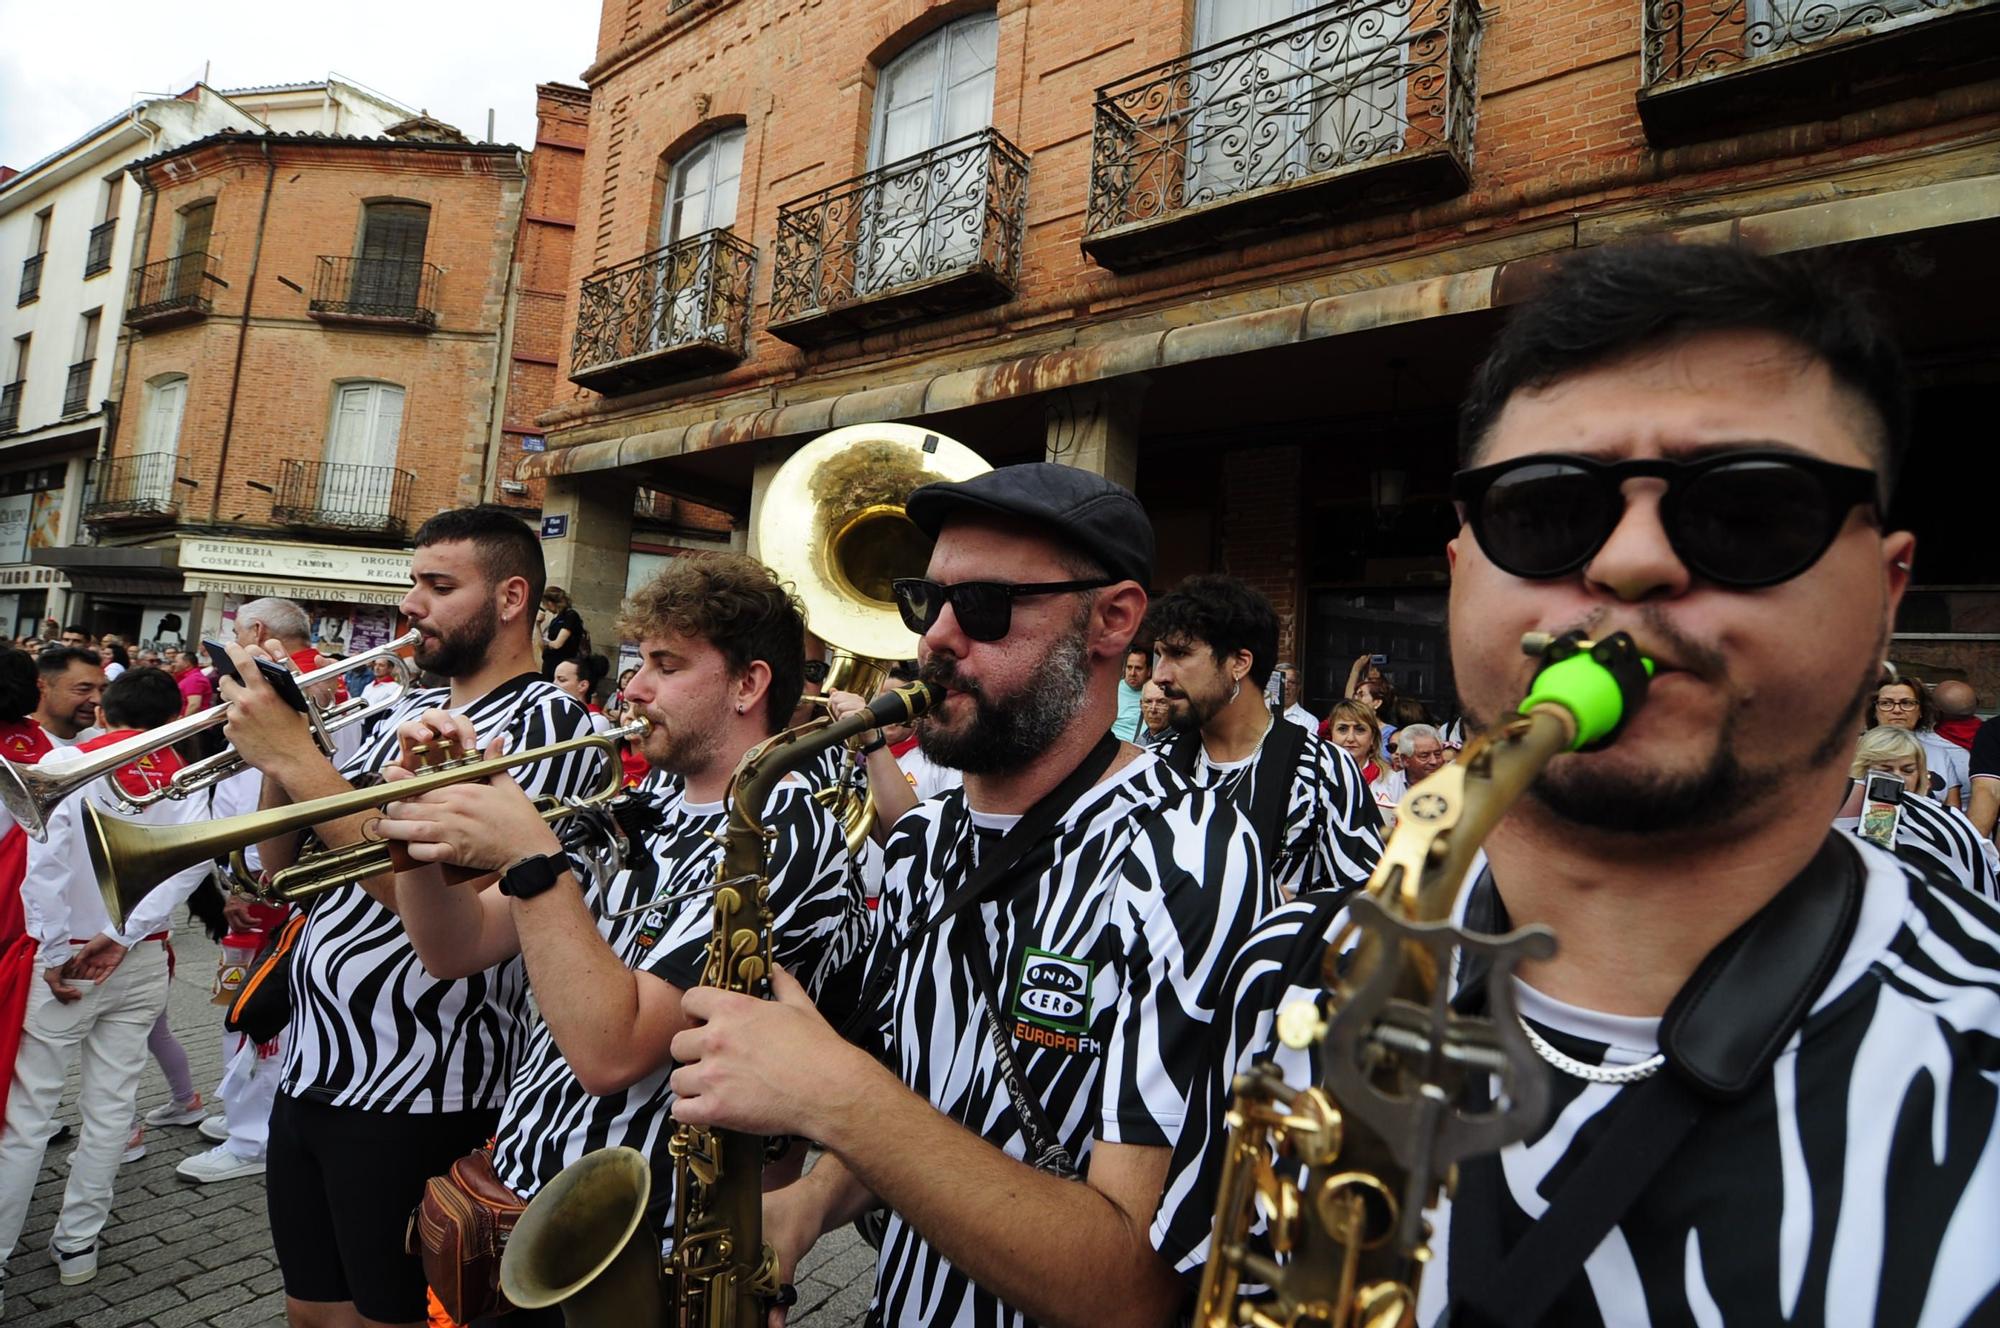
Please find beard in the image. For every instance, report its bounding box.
[1474,618,1883,836]
[1162,680,1229,735]
[415,597,501,677]
[915,619,1094,775]
[638,706,722,778]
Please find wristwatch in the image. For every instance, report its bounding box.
[856,732,889,756]
[497,852,566,900]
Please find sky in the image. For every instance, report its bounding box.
[0,0,600,172]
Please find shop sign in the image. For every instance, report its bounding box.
[179,537,412,586]
[541,515,568,540]
[184,574,409,607]
[0,565,68,590]
[0,494,31,564]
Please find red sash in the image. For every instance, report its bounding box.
[0,721,51,1131]
[290,649,348,704]
[78,727,187,801]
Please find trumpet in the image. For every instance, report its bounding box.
[0,630,421,840]
[86,717,644,928]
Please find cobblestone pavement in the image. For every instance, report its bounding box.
[3,930,875,1327]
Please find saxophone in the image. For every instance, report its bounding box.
[499,680,939,1328]
[1195,632,1651,1328]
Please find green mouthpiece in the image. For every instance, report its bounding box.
[1517,632,1654,750]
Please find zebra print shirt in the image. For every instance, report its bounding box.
[1155,839,2000,1326]
[491,776,865,1206]
[1161,723,1383,896]
[280,674,601,1113]
[862,750,1277,1328]
[1842,789,1997,901]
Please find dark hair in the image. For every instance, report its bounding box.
[618,553,807,732]
[37,645,102,676]
[1873,674,1936,732]
[1389,695,1431,729]
[108,642,130,668]
[1125,642,1152,662]
[1143,574,1279,689]
[412,505,547,605]
[102,666,180,729]
[0,649,38,721]
[63,624,86,636]
[581,653,610,689]
[1459,243,1909,500]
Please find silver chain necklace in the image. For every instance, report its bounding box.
[1518,1017,1665,1085]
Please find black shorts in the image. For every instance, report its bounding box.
[267,1091,499,1323]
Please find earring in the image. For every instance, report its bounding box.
[736,704,745,714]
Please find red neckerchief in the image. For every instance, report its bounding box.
[0,719,51,766]
[1936,716,1981,750]
[890,734,921,759]
[289,649,347,703]
[78,727,186,799]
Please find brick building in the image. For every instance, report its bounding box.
[526,0,2000,713]
[39,120,527,649]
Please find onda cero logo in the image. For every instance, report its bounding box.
[1013,948,1094,1035]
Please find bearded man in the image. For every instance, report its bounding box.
[663,463,1277,1327]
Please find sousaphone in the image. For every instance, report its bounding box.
[755,422,988,849]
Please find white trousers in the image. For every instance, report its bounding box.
[0,940,170,1260]
[216,1025,283,1160]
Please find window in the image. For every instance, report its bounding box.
[85,178,120,277]
[1187,0,1406,204]
[353,202,431,311]
[0,337,24,432]
[10,335,28,383]
[18,210,50,306]
[324,382,405,521]
[657,129,747,347]
[134,375,188,505]
[171,200,216,302]
[860,13,999,290]
[65,312,100,416]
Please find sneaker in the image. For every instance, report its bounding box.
[176,1145,265,1185]
[123,1126,146,1163]
[198,1115,230,1144]
[50,1241,97,1285]
[143,1093,205,1127]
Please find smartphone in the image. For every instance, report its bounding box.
[1858,773,1904,848]
[1369,654,1388,666]
[204,638,310,713]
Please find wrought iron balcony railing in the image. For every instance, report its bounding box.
[1639,0,2000,140]
[1084,0,1480,270]
[63,360,94,417]
[309,256,442,329]
[127,251,217,327]
[85,219,117,277]
[18,253,43,306]
[0,381,20,434]
[272,459,416,536]
[85,452,191,521]
[570,229,756,394]
[769,128,1030,346]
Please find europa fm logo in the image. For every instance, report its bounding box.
[1011,948,1101,1056]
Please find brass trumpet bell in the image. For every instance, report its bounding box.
[499,1145,663,1327]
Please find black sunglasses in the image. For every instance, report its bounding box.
[1452,450,1880,589]
[802,659,830,685]
[891,577,1114,642]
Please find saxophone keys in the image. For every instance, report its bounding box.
[1352,1281,1416,1328]
[1276,1000,1326,1050]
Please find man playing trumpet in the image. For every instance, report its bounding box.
[219,506,599,1328]
[375,554,871,1325]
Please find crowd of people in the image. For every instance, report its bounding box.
[0,242,1994,1328]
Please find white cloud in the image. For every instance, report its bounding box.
[0,0,598,170]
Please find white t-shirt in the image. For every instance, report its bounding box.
[895,742,963,802]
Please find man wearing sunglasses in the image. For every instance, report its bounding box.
[1148,573,1383,898]
[1156,243,2000,1322]
[667,463,1277,1328]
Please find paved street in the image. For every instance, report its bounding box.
[3,930,874,1327]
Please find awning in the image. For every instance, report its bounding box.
[181,572,409,607]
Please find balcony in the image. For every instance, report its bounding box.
[85,220,117,277]
[17,253,42,306]
[308,256,442,331]
[570,229,756,394]
[272,459,416,538]
[769,128,1030,346]
[1083,0,1480,272]
[62,360,94,417]
[85,453,191,523]
[1639,0,2000,144]
[0,381,20,434]
[127,252,217,328]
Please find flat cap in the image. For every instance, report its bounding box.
[906,462,1154,589]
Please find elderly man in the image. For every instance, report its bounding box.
[1373,721,1451,806]
[1934,679,1981,750]
[667,463,1275,1328]
[1160,244,2000,1322]
[1271,661,1317,732]
[1136,679,1173,748]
